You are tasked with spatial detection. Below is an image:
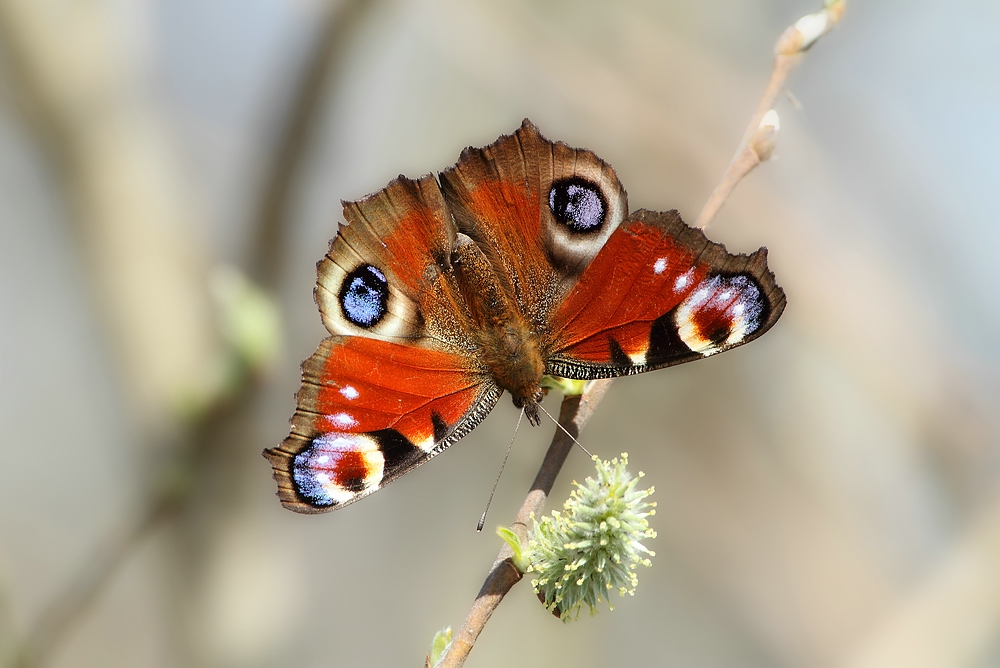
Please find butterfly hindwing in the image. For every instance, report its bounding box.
[265,336,499,513]
[547,209,786,378]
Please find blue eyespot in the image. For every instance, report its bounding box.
[339,264,389,328]
[549,178,606,232]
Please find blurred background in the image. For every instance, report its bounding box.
[2,0,1000,666]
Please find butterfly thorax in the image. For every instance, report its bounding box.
[452,233,545,423]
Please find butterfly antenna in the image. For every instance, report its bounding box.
[477,408,524,532]
[536,402,593,458]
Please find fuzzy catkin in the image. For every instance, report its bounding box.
[526,453,656,621]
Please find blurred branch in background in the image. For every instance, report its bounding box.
[695,0,844,230]
[13,271,281,668]
[0,0,373,665]
[248,0,376,286]
[0,0,218,431]
[434,4,844,666]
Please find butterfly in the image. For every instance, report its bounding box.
[264,120,785,513]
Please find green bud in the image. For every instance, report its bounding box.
[426,626,452,667]
[540,376,589,397]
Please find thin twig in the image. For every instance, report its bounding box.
[695,1,844,230]
[437,379,614,668]
[694,54,798,230]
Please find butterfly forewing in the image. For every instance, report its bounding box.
[439,120,629,328]
[316,175,460,344]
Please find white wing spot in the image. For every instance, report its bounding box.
[653,257,668,274]
[328,412,358,428]
[674,270,693,291]
[415,434,435,453]
[340,385,359,400]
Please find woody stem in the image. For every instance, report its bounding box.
[435,379,614,668]
[437,47,810,668]
[435,5,845,665]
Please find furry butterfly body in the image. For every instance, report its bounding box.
[264,120,785,513]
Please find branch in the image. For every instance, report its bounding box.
[433,3,846,665]
[695,0,844,230]
[436,379,614,668]
[12,384,258,668]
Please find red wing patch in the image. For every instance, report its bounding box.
[440,155,556,328]
[264,337,499,513]
[546,209,785,378]
[438,120,629,328]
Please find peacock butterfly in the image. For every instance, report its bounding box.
[264,120,786,513]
